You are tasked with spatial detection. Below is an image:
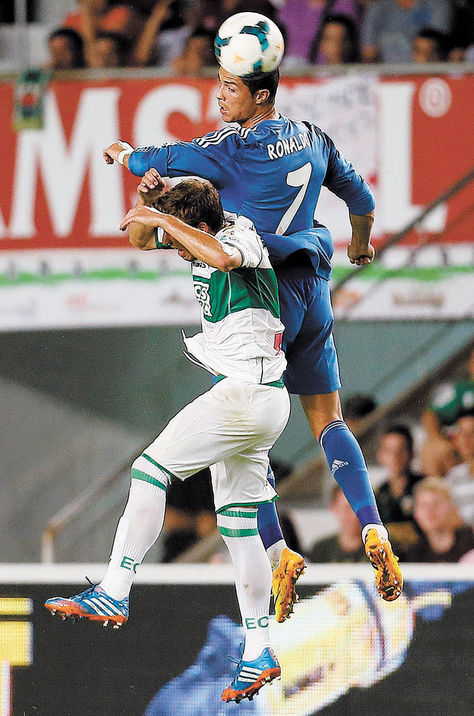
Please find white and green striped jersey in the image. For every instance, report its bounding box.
[182,216,286,384]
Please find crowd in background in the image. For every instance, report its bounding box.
[37,0,474,72]
[307,347,474,564]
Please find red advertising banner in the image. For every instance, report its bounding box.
[0,73,472,329]
[0,73,472,252]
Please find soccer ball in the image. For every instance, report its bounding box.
[214,12,284,78]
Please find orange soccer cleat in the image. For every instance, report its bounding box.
[364,528,403,601]
[272,547,306,623]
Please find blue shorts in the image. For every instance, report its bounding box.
[276,260,341,396]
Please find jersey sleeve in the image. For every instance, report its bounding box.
[128,133,242,189]
[322,133,375,215]
[216,218,264,269]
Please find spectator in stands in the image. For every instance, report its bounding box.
[309,485,368,562]
[47,27,86,70]
[360,0,452,63]
[132,0,196,68]
[448,0,474,61]
[161,467,216,562]
[342,393,377,434]
[402,477,474,562]
[171,26,217,76]
[313,13,360,64]
[278,0,360,67]
[446,409,474,526]
[63,0,143,63]
[375,424,424,525]
[87,30,130,67]
[420,347,474,476]
[199,0,279,36]
[412,27,449,62]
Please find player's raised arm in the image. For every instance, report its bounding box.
[121,206,241,271]
[103,140,134,167]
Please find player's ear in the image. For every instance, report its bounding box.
[255,89,270,104]
[197,221,210,233]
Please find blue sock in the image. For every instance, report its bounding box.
[319,420,382,529]
[257,468,284,550]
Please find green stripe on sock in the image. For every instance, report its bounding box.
[219,509,257,519]
[217,526,259,538]
[141,453,176,478]
[131,468,167,491]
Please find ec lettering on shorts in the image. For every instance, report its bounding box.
[194,281,212,317]
[120,556,139,573]
[245,616,269,629]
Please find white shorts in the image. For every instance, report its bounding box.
[142,378,290,512]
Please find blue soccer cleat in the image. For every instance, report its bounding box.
[44,583,129,629]
[221,647,281,703]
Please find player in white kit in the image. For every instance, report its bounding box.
[45,177,290,703]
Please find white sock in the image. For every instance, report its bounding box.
[362,523,389,544]
[100,470,168,600]
[217,508,272,661]
[266,538,286,570]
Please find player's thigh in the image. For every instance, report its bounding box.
[143,385,245,479]
[210,386,290,511]
[284,278,341,395]
[144,381,289,480]
[250,383,291,444]
[276,272,306,347]
[211,447,275,512]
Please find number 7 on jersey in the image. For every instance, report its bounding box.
[276,162,312,235]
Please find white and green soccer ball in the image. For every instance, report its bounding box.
[214,12,284,78]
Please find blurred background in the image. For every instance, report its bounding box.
[0,2,473,714]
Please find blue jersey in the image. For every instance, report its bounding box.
[129,116,374,280]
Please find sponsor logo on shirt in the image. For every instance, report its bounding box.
[194,281,212,317]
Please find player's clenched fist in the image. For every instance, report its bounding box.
[347,242,376,266]
[138,168,164,194]
[103,141,134,166]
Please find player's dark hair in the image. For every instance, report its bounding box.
[155,179,225,235]
[383,424,414,458]
[48,27,85,68]
[242,68,280,103]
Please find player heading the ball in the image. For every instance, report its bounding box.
[214,12,284,78]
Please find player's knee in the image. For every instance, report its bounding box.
[130,454,169,491]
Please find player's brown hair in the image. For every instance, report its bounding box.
[155,179,225,235]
